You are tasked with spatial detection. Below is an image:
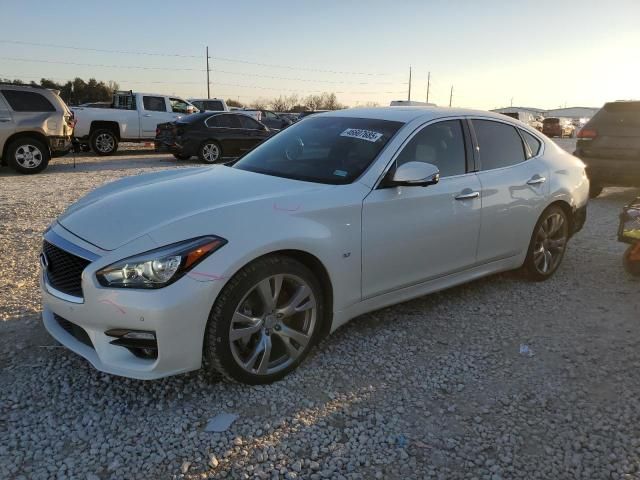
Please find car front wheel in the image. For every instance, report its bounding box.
[522,205,569,281]
[204,255,324,384]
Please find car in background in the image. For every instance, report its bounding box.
[234,109,292,131]
[297,110,328,120]
[42,107,588,384]
[188,98,229,112]
[574,100,640,198]
[0,83,75,174]
[155,111,273,163]
[72,91,197,155]
[542,117,575,138]
[277,112,299,123]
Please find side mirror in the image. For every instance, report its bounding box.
[388,161,440,187]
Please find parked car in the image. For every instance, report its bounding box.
[72,91,197,155]
[542,117,575,138]
[155,112,273,163]
[297,110,328,120]
[234,109,292,131]
[40,108,588,384]
[0,83,75,174]
[188,98,229,112]
[574,101,640,198]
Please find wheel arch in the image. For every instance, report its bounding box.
[89,121,121,139]
[221,248,335,339]
[545,199,576,235]
[1,131,49,164]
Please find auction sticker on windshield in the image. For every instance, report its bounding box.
[340,128,383,142]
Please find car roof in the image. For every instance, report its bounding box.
[319,107,515,123]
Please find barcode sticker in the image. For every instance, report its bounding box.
[340,128,383,143]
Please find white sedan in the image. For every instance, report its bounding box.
[40,107,589,384]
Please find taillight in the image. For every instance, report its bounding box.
[577,128,597,139]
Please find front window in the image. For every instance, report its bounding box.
[234,116,403,184]
[170,98,191,113]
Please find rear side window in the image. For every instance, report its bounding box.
[473,120,526,170]
[1,90,55,112]
[204,100,224,111]
[396,120,467,177]
[207,114,241,128]
[143,96,167,112]
[520,130,542,158]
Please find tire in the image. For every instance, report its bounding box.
[173,153,191,160]
[623,245,640,277]
[198,140,222,164]
[522,205,570,281]
[589,183,603,199]
[204,255,325,385]
[7,137,50,174]
[90,129,118,156]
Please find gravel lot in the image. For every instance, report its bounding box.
[1,141,640,479]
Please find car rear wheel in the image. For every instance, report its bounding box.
[522,205,569,281]
[90,129,118,156]
[198,141,222,164]
[8,138,50,174]
[204,255,324,384]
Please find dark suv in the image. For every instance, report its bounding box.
[574,101,640,198]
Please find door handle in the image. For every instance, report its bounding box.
[527,175,546,185]
[455,190,480,200]
[143,114,152,117]
[0,118,11,122]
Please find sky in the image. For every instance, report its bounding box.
[1,0,639,110]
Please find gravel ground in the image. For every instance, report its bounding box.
[1,141,640,479]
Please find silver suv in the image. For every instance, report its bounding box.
[0,84,74,174]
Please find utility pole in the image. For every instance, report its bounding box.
[449,85,453,107]
[407,66,412,101]
[206,46,211,99]
[426,71,431,103]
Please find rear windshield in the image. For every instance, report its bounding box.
[234,116,403,184]
[591,102,640,127]
[543,118,559,125]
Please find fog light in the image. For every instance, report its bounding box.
[105,329,158,360]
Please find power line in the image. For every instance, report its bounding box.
[0,39,398,76]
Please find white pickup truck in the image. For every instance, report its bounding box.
[72,91,197,155]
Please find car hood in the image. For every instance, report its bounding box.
[58,166,330,251]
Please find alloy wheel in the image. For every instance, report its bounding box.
[95,133,115,153]
[202,143,220,163]
[533,212,568,274]
[15,144,43,169]
[229,274,317,376]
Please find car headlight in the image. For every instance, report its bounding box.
[96,236,226,289]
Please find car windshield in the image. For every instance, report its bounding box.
[233,116,403,184]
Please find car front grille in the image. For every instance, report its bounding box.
[54,314,93,349]
[43,240,91,298]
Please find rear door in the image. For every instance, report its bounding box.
[471,118,549,263]
[0,91,15,152]
[578,102,640,182]
[205,113,243,156]
[236,114,270,152]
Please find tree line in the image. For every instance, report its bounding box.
[0,77,119,105]
[1,77,346,111]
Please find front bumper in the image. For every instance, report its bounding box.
[40,229,221,380]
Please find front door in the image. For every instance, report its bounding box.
[362,119,482,298]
